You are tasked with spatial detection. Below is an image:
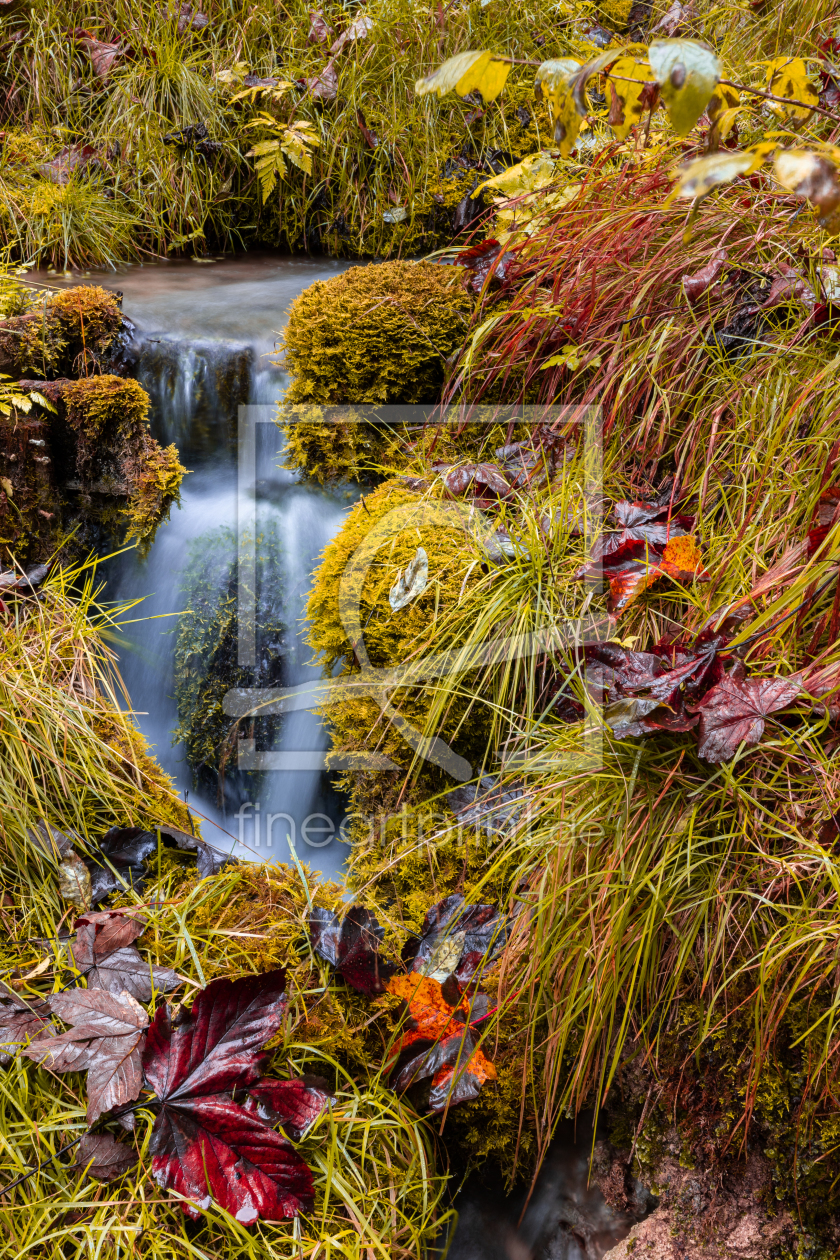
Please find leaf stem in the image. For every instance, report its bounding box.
[719,77,840,124]
[0,1135,84,1197]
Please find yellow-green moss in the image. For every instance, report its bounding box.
[307,478,490,811]
[279,262,473,482]
[0,285,124,378]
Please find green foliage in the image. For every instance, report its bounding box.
[173,525,285,797]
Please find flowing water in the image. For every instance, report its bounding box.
[48,254,354,877]
[46,254,647,1257]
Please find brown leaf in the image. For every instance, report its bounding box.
[74,1132,138,1182]
[306,60,338,101]
[39,146,97,187]
[330,14,373,55]
[308,9,332,44]
[694,674,801,763]
[762,262,816,310]
[0,992,51,1065]
[22,989,148,1125]
[683,248,728,302]
[72,911,179,1002]
[77,36,122,80]
[653,0,694,35]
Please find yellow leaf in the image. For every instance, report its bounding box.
[474,152,557,198]
[0,477,12,499]
[670,149,760,200]
[540,346,600,371]
[606,57,655,142]
[649,37,720,135]
[535,58,583,155]
[774,148,840,225]
[415,49,511,102]
[246,139,280,158]
[765,56,819,121]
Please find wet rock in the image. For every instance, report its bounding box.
[601,1147,794,1260]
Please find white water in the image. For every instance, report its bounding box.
[49,254,354,877]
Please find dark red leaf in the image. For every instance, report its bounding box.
[694,674,801,763]
[242,1075,332,1139]
[441,462,511,500]
[393,1028,474,1092]
[309,907,396,994]
[74,1132,137,1182]
[456,239,511,293]
[143,969,312,1223]
[151,1095,313,1224]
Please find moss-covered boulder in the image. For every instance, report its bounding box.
[0,285,128,378]
[279,261,472,483]
[1,372,185,565]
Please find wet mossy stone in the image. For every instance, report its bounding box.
[282,261,472,407]
[173,524,285,803]
[0,285,127,379]
[279,261,473,482]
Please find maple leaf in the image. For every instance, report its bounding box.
[74,1132,138,1182]
[402,895,506,986]
[142,969,314,1224]
[694,674,801,763]
[0,989,51,1065]
[22,988,148,1124]
[386,973,497,1112]
[241,1074,333,1139]
[309,907,396,995]
[585,640,722,738]
[439,462,512,502]
[72,910,179,1002]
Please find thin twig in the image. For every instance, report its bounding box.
[0,1135,83,1196]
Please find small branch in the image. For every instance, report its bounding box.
[0,1135,83,1196]
[719,78,840,124]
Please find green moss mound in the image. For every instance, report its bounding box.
[283,262,471,407]
[0,285,125,378]
[279,261,472,482]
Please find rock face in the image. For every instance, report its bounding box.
[599,1145,793,1260]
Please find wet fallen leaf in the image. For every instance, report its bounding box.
[76,35,122,79]
[72,910,179,1002]
[416,50,512,103]
[309,907,396,994]
[308,9,332,43]
[456,238,511,293]
[534,58,584,154]
[386,973,497,1111]
[143,969,313,1223]
[683,248,728,301]
[23,988,148,1125]
[654,0,693,36]
[694,674,801,763]
[649,37,720,136]
[39,145,97,185]
[330,13,373,54]
[306,60,338,101]
[439,461,511,500]
[242,1075,333,1139]
[389,547,428,611]
[74,1132,138,1182]
[585,641,722,738]
[402,895,506,984]
[0,992,51,1065]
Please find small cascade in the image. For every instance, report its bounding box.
[58,255,354,878]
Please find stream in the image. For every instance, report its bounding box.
[46,253,647,1258]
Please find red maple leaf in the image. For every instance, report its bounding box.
[142,969,315,1224]
[694,674,801,763]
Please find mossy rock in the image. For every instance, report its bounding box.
[173,524,285,801]
[280,261,473,483]
[1,372,185,565]
[0,285,126,379]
